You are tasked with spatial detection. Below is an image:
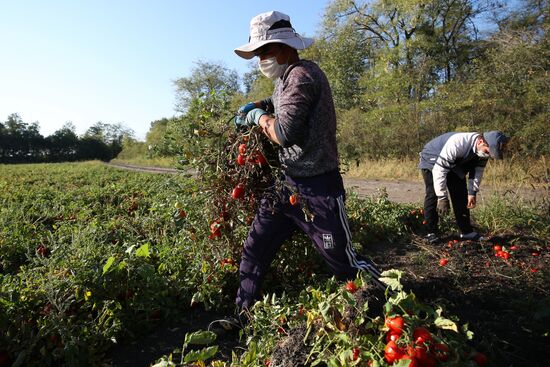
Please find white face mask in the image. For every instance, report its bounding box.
[476,150,490,158]
[259,56,288,80]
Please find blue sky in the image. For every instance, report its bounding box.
[0,1,329,140]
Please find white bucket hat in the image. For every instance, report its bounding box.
[234,11,314,59]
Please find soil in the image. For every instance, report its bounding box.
[106,162,546,204]
[104,162,549,366]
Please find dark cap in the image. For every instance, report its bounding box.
[483,131,509,160]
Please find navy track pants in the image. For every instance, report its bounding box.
[236,169,385,309]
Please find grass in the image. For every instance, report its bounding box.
[110,156,177,168]
[344,155,549,189]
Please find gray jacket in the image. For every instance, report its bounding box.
[269,60,339,178]
[419,132,488,197]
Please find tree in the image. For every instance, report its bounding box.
[0,113,45,162]
[306,13,369,108]
[82,122,134,161]
[173,60,240,113]
[47,123,79,161]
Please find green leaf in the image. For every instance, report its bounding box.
[102,256,115,275]
[183,346,218,363]
[379,269,403,291]
[393,359,412,367]
[135,243,150,258]
[184,330,217,345]
[434,317,458,332]
[150,358,176,367]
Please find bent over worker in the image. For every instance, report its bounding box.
[419,131,509,244]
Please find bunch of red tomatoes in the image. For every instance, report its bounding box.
[383,316,487,366]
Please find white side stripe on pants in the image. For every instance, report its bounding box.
[336,195,387,290]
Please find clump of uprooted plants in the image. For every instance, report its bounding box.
[152,270,492,367]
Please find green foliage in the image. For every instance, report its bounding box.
[173,61,240,114]
[0,162,196,365]
[474,192,550,238]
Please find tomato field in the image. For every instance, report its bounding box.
[0,150,548,367]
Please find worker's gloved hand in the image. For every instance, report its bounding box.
[436,197,450,216]
[238,102,256,116]
[234,102,257,130]
[245,108,267,126]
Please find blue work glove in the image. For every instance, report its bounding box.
[234,102,256,130]
[238,102,256,115]
[245,108,267,126]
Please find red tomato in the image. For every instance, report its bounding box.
[407,343,427,360]
[238,143,247,154]
[221,258,235,267]
[471,351,488,366]
[412,327,432,345]
[236,154,246,166]
[232,184,245,199]
[502,252,510,260]
[385,331,401,343]
[210,220,221,233]
[384,340,404,363]
[247,150,267,166]
[532,252,540,257]
[254,151,267,165]
[289,193,299,206]
[433,343,450,362]
[385,316,405,334]
[439,258,448,266]
[510,245,519,251]
[344,280,358,293]
[208,230,221,239]
[36,244,50,257]
[352,347,360,361]
[493,245,502,251]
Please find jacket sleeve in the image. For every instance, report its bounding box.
[432,136,464,198]
[275,72,316,148]
[467,160,487,196]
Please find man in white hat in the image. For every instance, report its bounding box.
[231,11,386,313]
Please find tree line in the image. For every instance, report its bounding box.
[3,0,547,165]
[0,113,133,164]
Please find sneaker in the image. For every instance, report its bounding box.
[424,233,440,244]
[208,313,247,333]
[459,231,487,241]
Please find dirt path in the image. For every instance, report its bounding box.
[106,162,546,204]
